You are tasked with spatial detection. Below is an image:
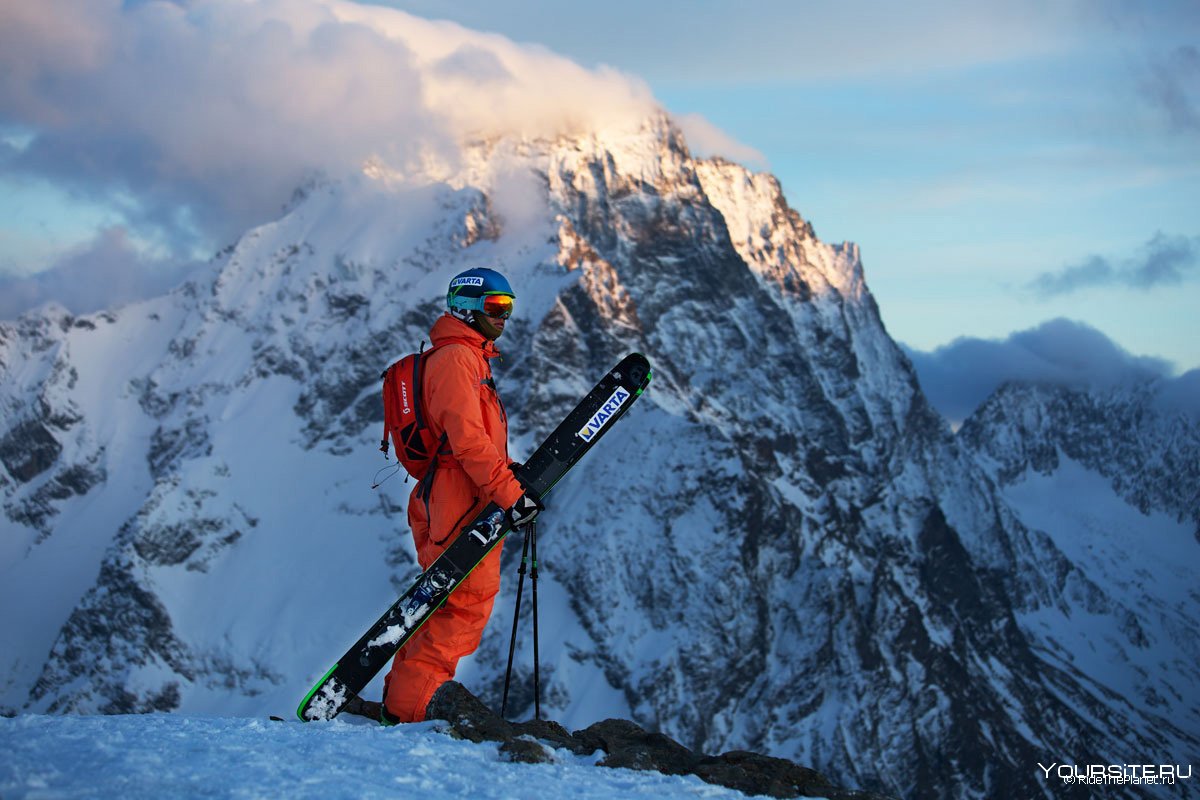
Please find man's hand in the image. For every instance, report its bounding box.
[507,487,543,528]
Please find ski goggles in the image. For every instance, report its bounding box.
[451,292,515,319]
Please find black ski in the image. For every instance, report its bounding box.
[298,352,652,721]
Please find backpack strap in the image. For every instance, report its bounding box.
[415,432,450,503]
[411,339,429,432]
[379,361,399,458]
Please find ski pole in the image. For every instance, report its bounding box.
[530,519,541,721]
[501,523,531,718]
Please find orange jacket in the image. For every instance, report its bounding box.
[386,313,520,722]
[418,314,524,515]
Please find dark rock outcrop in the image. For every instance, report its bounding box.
[424,681,892,799]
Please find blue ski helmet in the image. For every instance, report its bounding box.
[446,267,515,321]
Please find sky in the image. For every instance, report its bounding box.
[1,0,1197,415]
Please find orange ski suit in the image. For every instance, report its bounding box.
[382,313,526,722]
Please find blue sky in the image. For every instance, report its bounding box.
[1,0,1197,388]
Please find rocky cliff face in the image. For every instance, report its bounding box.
[2,114,1195,799]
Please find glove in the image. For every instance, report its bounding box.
[507,486,543,528]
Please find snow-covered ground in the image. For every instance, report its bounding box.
[0,713,775,800]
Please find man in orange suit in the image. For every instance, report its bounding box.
[380,267,542,724]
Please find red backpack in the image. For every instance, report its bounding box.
[379,343,444,481]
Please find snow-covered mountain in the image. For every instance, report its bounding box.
[1,113,1196,799]
[958,381,1200,760]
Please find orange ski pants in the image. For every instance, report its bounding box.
[382,465,504,722]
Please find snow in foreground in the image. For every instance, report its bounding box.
[0,713,774,800]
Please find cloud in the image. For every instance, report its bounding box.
[1025,255,1114,296]
[1141,44,1200,134]
[0,0,656,256]
[431,44,513,84]
[0,227,202,320]
[672,113,767,168]
[1026,232,1200,297]
[902,318,1182,424]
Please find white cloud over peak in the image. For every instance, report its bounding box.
[0,0,657,254]
[672,114,767,168]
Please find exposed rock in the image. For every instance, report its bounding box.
[575,717,699,775]
[424,681,889,799]
[498,737,554,764]
[695,751,890,800]
[0,418,63,484]
[5,455,106,536]
[425,680,515,745]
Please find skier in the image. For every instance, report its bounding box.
[378,267,542,724]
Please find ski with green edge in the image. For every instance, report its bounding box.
[297,352,652,722]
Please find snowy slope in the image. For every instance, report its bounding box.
[2,113,1197,800]
[0,714,771,800]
